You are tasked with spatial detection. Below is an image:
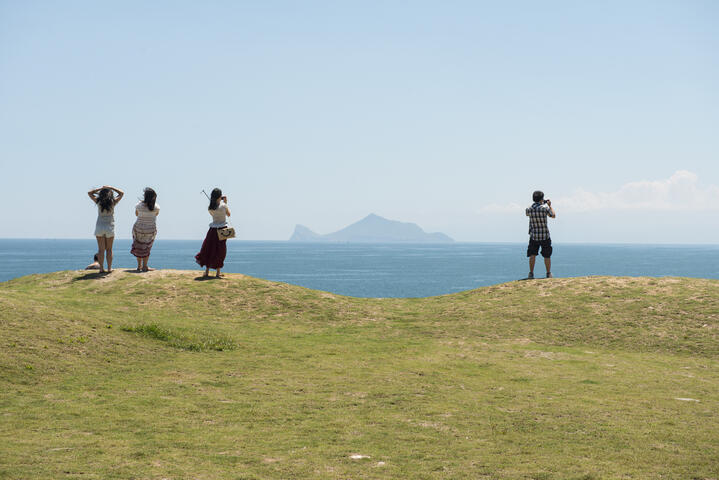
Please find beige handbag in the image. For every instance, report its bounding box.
[217,226,236,240]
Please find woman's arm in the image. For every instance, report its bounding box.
[87,187,101,203]
[106,186,124,204]
[222,196,230,217]
[135,209,139,217]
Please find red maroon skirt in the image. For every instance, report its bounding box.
[195,228,227,269]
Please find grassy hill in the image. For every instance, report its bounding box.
[1,270,718,479]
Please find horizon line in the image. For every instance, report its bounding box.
[0,238,717,247]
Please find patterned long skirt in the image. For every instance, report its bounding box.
[195,228,227,269]
[130,221,157,258]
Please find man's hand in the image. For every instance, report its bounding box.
[546,199,556,218]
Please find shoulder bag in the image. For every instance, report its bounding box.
[217,225,236,240]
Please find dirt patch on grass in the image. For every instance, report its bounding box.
[524,350,567,360]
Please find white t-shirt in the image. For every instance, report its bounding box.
[209,203,228,228]
[136,201,160,219]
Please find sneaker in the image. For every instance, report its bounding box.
[546,272,553,278]
[527,272,534,279]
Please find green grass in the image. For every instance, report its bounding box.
[1,270,718,479]
[120,323,238,351]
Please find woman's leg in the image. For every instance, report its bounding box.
[131,226,142,271]
[105,236,115,272]
[217,239,227,278]
[204,266,210,277]
[142,256,154,271]
[96,236,106,272]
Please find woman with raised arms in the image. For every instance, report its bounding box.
[88,185,124,273]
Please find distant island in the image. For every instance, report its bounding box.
[289,213,454,243]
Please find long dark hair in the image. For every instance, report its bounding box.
[97,188,114,213]
[143,187,157,211]
[209,188,222,210]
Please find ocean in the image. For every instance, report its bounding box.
[0,239,717,298]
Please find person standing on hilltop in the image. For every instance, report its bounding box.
[526,190,556,279]
[131,187,160,272]
[88,185,124,273]
[195,188,231,278]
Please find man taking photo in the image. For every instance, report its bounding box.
[526,190,556,279]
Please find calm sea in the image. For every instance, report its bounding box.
[0,239,717,297]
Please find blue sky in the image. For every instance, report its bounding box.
[1,1,717,242]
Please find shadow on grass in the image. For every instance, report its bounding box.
[72,271,109,281]
[193,275,222,281]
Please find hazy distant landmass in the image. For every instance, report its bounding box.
[289,213,454,243]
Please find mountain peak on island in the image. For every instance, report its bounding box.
[289,214,453,243]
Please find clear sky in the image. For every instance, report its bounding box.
[1,1,717,243]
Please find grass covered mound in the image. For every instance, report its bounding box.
[1,270,718,479]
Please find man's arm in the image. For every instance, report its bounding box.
[546,199,556,218]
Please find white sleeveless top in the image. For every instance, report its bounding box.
[209,203,228,228]
[94,204,115,236]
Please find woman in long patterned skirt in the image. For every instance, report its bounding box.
[195,187,230,278]
[131,188,160,272]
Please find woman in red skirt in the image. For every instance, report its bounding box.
[195,188,231,278]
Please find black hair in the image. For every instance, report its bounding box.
[143,187,157,211]
[97,188,114,213]
[94,253,99,261]
[533,190,544,203]
[209,188,222,210]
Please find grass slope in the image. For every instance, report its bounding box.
[1,270,718,479]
